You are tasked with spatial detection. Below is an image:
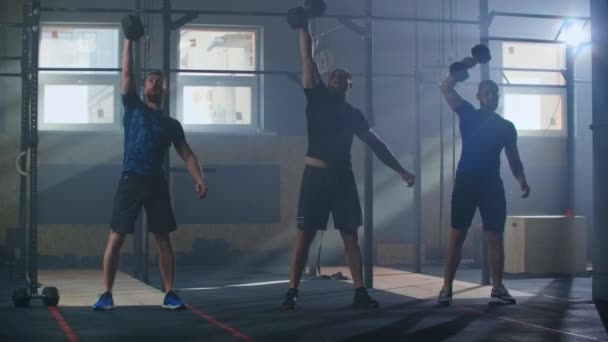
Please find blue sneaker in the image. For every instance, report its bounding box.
[92,291,115,311]
[162,291,186,310]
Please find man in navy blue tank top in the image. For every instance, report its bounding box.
[437,57,530,306]
[281,19,416,310]
[93,36,208,311]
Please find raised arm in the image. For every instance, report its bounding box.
[300,21,321,89]
[440,57,480,112]
[439,74,466,112]
[358,130,415,187]
[121,39,136,95]
[504,135,530,198]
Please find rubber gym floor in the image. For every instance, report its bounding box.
[1,265,606,342]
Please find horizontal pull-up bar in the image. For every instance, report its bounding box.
[34,67,568,89]
[39,67,121,72]
[37,67,416,78]
[489,36,567,44]
[0,56,22,61]
[39,7,479,25]
[37,67,295,74]
[489,11,590,21]
[499,67,563,73]
[419,65,565,73]
[498,83,566,89]
[0,73,21,77]
[0,22,23,28]
[171,68,417,78]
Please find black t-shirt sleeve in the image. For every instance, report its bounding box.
[303,82,329,106]
[504,121,518,147]
[350,109,371,136]
[172,119,186,148]
[454,100,476,119]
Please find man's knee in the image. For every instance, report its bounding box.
[450,228,468,246]
[108,231,127,250]
[485,232,503,246]
[296,229,317,247]
[340,230,359,247]
[154,232,173,251]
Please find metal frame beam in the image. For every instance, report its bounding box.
[565,46,576,215]
[489,11,590,21]
[17,1,32,284]
[413,0,422,274]
[27,0,42,296]
[362,0,374,289]
[590,0,608,332]
[38,6,480,25]
[489,36,567,44]
[0,22,23,27]
[479,0,491,286]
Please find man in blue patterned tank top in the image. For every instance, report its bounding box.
[93,35,208,311]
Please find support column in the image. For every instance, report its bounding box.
[591,0,608,333]
[363,0,374,288]
[413,0,422,274]
[479,0,491,286]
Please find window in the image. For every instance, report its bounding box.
[503,91,564,132]
[177,27,260,132]
[39,25,120,130]
[501,42,566,135]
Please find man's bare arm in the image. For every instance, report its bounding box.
[358,130,415,187]
[175,140,208,198]
[300,21,320,89]
[439,74,466,112]
[505,143,530,198]
[121,39,136,95]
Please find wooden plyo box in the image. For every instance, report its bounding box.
[504,216,587,274]
[376,241,425,266]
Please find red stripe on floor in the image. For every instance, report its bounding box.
[188,305,255,342]
[49,306,79,342]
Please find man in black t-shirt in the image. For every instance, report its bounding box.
[281,20,416,310]
[437,57,530,306]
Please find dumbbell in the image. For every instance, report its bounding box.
[449,44,492,82]
[286,0,327,30]
[121,14,145,41]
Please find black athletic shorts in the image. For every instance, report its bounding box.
[451,172,506,232]
[296,165,362,232]
[110,172,177,234]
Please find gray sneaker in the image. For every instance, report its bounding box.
[491,285,516,304]
[437,285,452,306]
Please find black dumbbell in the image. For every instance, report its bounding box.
[286,0,327,30]
[449,44,492,81]
[42,286,60,307]
[471,44,491,64]
[121,14,145,41]
[449,61,469,82]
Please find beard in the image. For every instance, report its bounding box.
[145,91,163,104]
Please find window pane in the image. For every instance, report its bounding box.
[182,86,252,125]
[40,27,119,69]
[43,85,115,124]
[503,93,564,131]
[179,29,256,74]
[502,42,565,70]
